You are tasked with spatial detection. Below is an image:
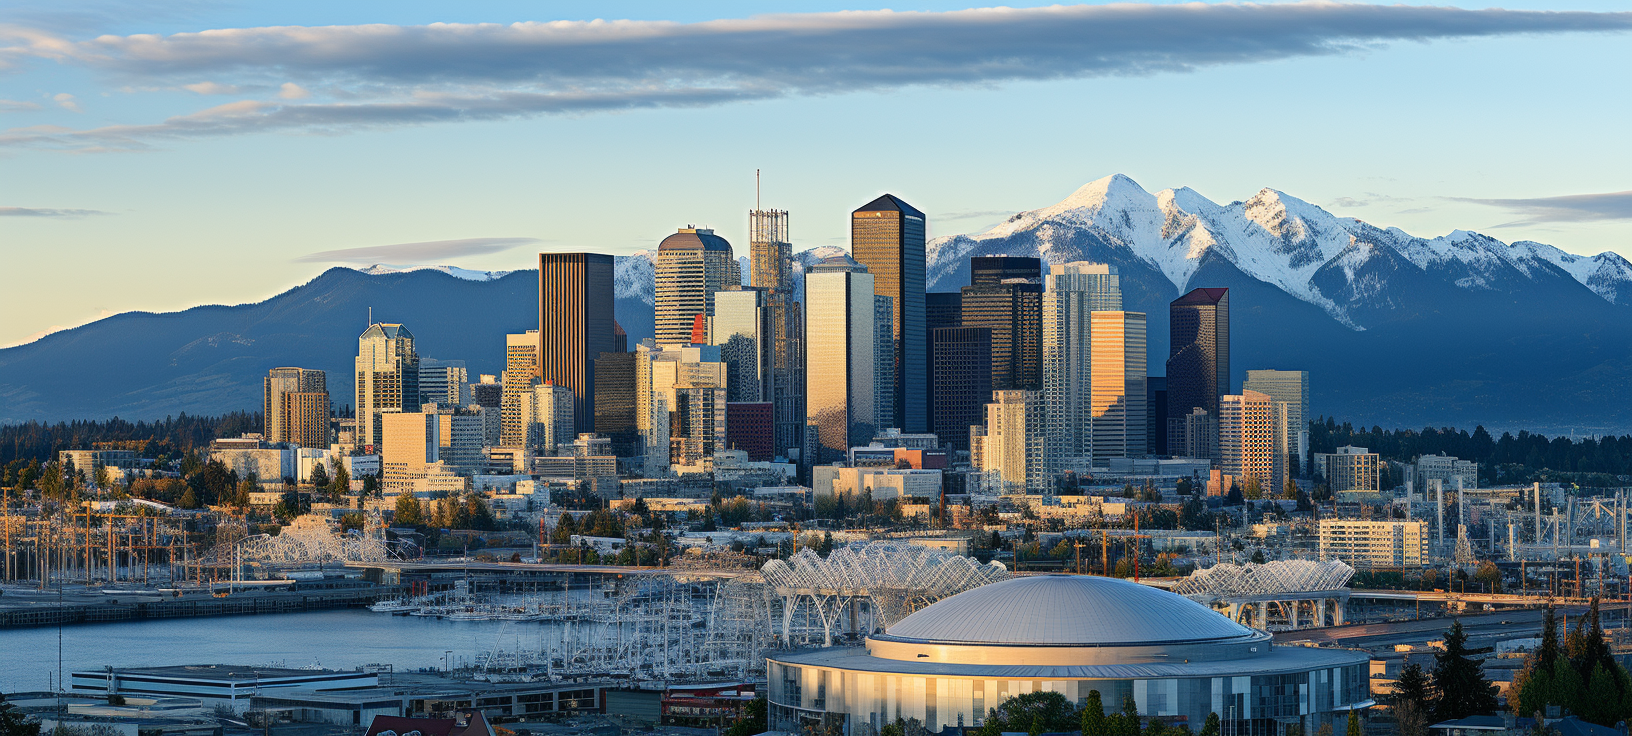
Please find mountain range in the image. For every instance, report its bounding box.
[1,174,1628,432]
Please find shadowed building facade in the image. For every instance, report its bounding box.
[264,367,329,448]
[851,194,927,433]
[539,252,616,432]
[931,326,991,452]
[355,323,418,452]
[749,208,806,462]
[960,256,1042,392]
[1166,287,1229,459]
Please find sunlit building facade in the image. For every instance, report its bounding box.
[851,195,926,433]
[804,256,876,463]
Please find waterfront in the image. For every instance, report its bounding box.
[0,609,545,691]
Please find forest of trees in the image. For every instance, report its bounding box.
[0,412,261,466]
[1308,417,1632,485]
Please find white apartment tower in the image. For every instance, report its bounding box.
[977,389,1048,494]
[355,323,418,452]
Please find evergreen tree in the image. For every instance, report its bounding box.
[1395,661,1432,712]
[0,691,41,736]
[1432,621,1498,721]
[1081,691,1107,736]
[1198,713,1219,736]
[393,494,423,525]
[1345,710,1360,736]
[309,462,329,490]
[1120,695,1140,736]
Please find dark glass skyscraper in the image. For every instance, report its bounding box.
[593,351,638,457]
[932,326,992,452]
[851,194,927,433]
[925,291,963,436]
[960,256,1041,391]
[1165,287,1229,455]
[539,252,617,431]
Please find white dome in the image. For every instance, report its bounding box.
[879,574,1255,646]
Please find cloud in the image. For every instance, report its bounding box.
[0,99,41,111]
[938,209,1018,221]
[1330,197,1368,208]
[52,92,80,111]
[1,4,1629,150]
[183,81,239,94]
[278,82,309,99]
[296,236,540,263]
[0,205,108,217]
[1451,190,1632,226]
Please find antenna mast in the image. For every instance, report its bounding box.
[756,169,760,211]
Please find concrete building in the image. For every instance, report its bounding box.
[805,256,877,463]
[976,389,1048,494]
[354,324,418,452]
[672,383,727,469]
[768,575,1370,734]
[435,406,489,476]
[1043,262,1122,467]
[1219,390,1283,494]
[636,341,728,475]
[418,358,471,407]
[263,367,328,448]
[1090,310,1148,460]
[655,227,739,344]
[470,374,502,409]
[812,465,943,501]
[1316,446,1380,493]
[1166,288,1228,459]
[850,194,927,433]
[726,401,775,460]
[56,449,140,480]
[381,411,438,495]
[1244,369,1310,475]
[1412,453,1477,492]
[1319,519,1428,569]
[539,252,616,430]
[208,439,295,488]
[500,330,540,448]
[526,382,576,456]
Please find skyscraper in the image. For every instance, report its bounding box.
[712,287,773,403]
[635,342,727,475]
[931,326,992,452]
[924,291,962,436]
[749,207,806,462]
[1089,311,1148,459]
[851,194,927,433]
[976,389,1048,494]
[1243,369,1310,475]
[1042,262,1121,466]
[961,256,1042,392]
[593,351,639,457]
[539,252,616,431]
[1166,287,1229,459]
[654,227,739,344]
[354,323,418,451]
[263,367,328,448]
[418,359,470,407]
[873,294,895,432]
[500,330,539,448]
[527,382,576,455]
[804,255,876,463]
[1219,389,1283,494]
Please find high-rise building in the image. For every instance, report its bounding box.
[418,359,470,407]
[1147,377,1168,456]
[635,341,728,475]
[1244,369,1310,476]
[672,383,727,468]
[1167,288,1229,459]
[471,375,502,409]
[726,402,775,461]
[434,405,488,476]
[1315,445,1380,493]
[750,208,791,292]
[873,294,895,432]
[380,410,437,495]
[500,330,539,448]
[748,206,806,463]
[654,227,739,344]
[976,389,1048,494]
[804,255,877,463]
[527,382,576,456]
[931,327,992,452]
[355,323,418,452]
[1042,262,1121,466]
[851,194,927,433]
[539,252,616,431]
[263,367,328,448]
[924,292,962,436]
[593,351,639,457]
[1089,311,1148,459]
[1219,390,1283,494]
[713,288,773,403]
[961,256,1042,392]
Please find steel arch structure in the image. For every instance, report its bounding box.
[230,514,401,567]
[1174,560,1355,630]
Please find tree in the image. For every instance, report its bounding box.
[1198,713,1219,736]
[988,691,1078,734]
[1345,710,1360,736]
[1081,690,1107,736]
[329,464,350,498]
[1395,700,1428,736]
[394,494,424,525]
[1431,621,1498,721]
[1281,479,1299,500]
[724,695,766,736]
[1,691,42,736]
[1117,694,1140,736]
[1242,477,1263,499]
[1394,661,1432,712]
[309,462,329,490]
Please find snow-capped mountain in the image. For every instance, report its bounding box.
[614,245,849,306]
[928,174,1632,329]
[353,264,515,281]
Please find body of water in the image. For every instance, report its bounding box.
[0,610,555,691]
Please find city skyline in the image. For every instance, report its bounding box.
[4,1,1632,349]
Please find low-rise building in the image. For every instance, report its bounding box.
[1315,445,1380,493]
[1318,518,1428,569]
[811,466,943,500]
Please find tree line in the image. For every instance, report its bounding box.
[1308,417,1632,484]
[0,413,261,466]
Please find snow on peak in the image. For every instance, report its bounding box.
[353,264,514,281]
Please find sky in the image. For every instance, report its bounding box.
[1,0,1630,349]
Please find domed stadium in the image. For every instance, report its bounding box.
[767,574,1371,735]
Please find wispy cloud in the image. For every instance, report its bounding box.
[183,81,239,95]
[938,209,1018,221]
[0,4,1626,151]
[1451,190,1632,227]
[0,205,108,217]
[0,99,42,112]
[297,236,540,263]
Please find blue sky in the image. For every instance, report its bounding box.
[2,0,1630,348]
